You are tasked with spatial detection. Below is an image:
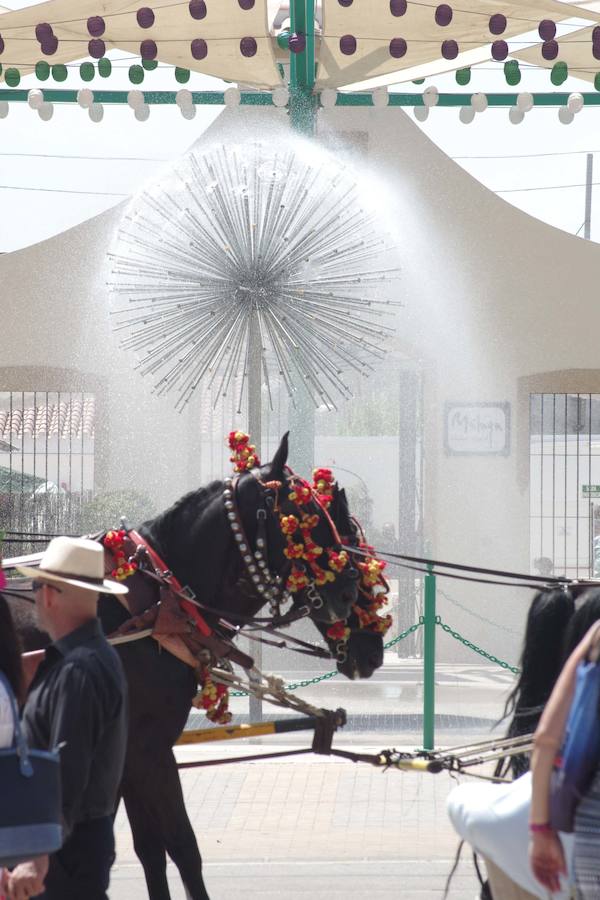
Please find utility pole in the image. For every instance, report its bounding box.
[585,153,593,241]
[286,0,317,477]
[249,2,317,718]
[248,311,263,722]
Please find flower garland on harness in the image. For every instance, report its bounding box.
[103,529,138,581]
[228,433,350,595]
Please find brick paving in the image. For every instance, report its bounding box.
[111,745,483,898]
[109,661,513,898]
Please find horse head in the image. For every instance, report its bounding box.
[232,432,360,624]
[321,485,387,679]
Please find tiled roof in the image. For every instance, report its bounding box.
[0,398,95,439]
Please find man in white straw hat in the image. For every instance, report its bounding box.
[4,537,128,900]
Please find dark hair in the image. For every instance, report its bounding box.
[503,588,575,727]
[563,588,600,660]
[0,594,24,704]
[496,588,575,779]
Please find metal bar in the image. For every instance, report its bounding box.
[422,563,436,751]
[553,393,556,571]
[177,748,314,769]
[247,314,263,723]
[2,90,600,107]
[585,153,594,241]
[577,394,581,578]
[590,393,593,577]
[286,0,317,475]
[565,394,568,576]
[540,393,544,561]
[177,715,318,746]
[8,392,13,532]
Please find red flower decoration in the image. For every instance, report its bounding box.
[227,430,261,472]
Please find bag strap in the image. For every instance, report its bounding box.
[587,621,600,664]
[0,670,33,777]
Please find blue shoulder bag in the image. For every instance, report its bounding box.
[550,645,600,833]
[0,670,62,866]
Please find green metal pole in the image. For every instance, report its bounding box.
[288,0,316,134]
[287,0,317,474]
[422,563,437,750]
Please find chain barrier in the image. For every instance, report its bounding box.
[436,616,520,675]
[231,621,423,695]
[438,588,521,638]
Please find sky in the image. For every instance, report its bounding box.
[1,1,600,251]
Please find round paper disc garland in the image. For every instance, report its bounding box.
[108,139,398,412]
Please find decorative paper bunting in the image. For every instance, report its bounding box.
[512,23,600,85]
[318,0,600,90]
[0,0,280,88]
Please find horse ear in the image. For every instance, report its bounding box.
[267,432,289,480]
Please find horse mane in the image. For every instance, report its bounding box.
[139,480,224,546]
[138,479,232,603]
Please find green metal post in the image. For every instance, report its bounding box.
[422,563,437,750]
[288,0,316,135]
[287,0,317,474]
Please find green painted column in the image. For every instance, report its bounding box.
[422,563,437,750]
[287,0,317,475]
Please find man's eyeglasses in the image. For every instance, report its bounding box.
[31,579,62,594]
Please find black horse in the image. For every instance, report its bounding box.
[6,435,385,899]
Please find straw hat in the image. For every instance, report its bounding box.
[17,536,128,596]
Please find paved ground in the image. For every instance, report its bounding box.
[112,749,484,899]
[110,660,514,899]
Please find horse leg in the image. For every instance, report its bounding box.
[121,775,170,900]
[157,747,210,900]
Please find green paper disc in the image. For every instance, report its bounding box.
[52,64,68,82]
[175,67,190,84]
[142,58,158,71]
[129,64,144,84]
[35,61,50,81]
[98,57,112,78]
[80,62,95,82]
[504,60,521,86]
[551,62,568,86]
[5,68,20,87]
[455,67,471,86]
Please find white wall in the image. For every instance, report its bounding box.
[3,104,600,662]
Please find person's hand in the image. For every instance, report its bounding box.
[530,830,566,894]
[6,856,48,900]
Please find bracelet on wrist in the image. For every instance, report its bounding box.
[529,823,554,834]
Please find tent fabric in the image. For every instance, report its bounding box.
[317,0,600,89]
[0,0,281,88]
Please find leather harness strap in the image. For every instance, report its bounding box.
[127,529,212,638]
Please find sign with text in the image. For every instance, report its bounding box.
[445,402,510,456]
[582,485,600,500]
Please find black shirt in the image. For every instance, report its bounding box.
[22,618,128,836]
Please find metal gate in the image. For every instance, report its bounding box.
[0,391,95,543]
[530,392,600,579]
